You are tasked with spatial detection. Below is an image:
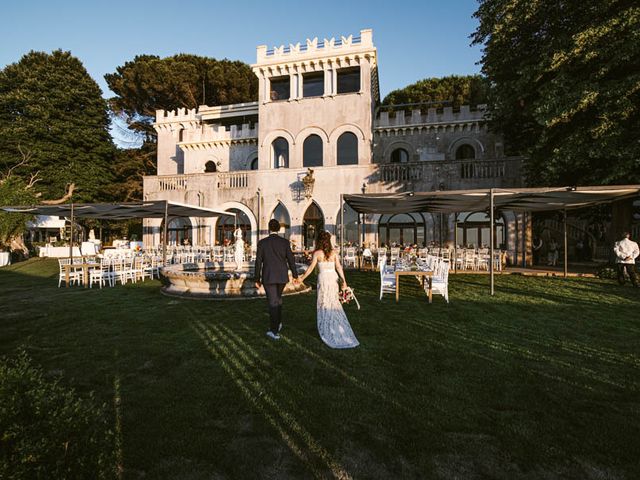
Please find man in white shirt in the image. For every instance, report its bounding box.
[613,231,639,287]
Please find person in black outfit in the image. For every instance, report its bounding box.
[254,219,300,340]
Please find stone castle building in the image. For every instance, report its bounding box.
[143,29,530,264]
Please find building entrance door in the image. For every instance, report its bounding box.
[302,202,324,250]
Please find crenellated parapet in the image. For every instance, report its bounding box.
[253,29,376,77]
[153,102,260,134]
[178,123,258,151]
[375,105,488,134]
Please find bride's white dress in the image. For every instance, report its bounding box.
[316,261,359,349]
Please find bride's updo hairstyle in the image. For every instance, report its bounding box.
[315,230,333,259]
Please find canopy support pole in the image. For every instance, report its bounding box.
[69,202,74,260]
[490,188,495,296]
[522,212,527,268]
[340,194,345,269]
[162,201,168,267]
[453,213,458,274]
[563,209,568,278]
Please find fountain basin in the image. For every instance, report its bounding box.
[160,261,310,299]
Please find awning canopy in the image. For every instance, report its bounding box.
[1,200,235,220]
[343,185,640,214]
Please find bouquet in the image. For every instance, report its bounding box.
[338,287,360,309]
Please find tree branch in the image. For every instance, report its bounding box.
[41,183,76,205]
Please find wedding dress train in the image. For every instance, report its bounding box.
[316,261,359,349]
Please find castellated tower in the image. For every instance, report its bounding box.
[252,29,378,169]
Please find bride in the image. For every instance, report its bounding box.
[299,231,359,349]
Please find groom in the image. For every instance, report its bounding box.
[254,219,299,340]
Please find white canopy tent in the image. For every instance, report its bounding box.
[340,185,640,295]
[2,200,236,265]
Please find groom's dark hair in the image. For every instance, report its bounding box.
[268,219,280,232]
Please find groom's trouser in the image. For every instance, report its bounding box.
[264,283,285,333]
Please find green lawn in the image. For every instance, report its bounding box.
[1,258,639,479]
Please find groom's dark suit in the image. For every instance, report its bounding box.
[254,233,298,334]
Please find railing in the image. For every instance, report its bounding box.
[217,172,248,189]
[460,160,505,179]
[380,163,426,183]
[378,158,521,184]
[158,176,188,191]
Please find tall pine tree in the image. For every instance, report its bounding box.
[0,50,114,202]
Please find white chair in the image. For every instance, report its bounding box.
[113,258,133,285]
[361,248,374,270]
[430,261,450,303]
[132,257,146,282]
[376,247,387,270]
[390,247,400,266]
[144,255,160,279]
[89,258,114,288]
[344,247,357,268]
[57,258,82,287]
[464,250,477,271]
[454,249,464,270]
[378,257,396,300]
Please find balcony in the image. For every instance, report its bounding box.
[144,157,524,201]
[376,157,524,190]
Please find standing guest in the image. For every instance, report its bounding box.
[613,231,639,287]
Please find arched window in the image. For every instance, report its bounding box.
[204,161,217,173]
[378,213,426,247]
[390,148,409,163]
[271,137,289,169]
[303,134,323,167]
[270,203,291,239]
[162,217,192,246]
[217,208,252,246]
[250,157,258,170]
[455,144,476,160]
[455,211,505,249]
[302,202,324,249]
[337,132,358,165]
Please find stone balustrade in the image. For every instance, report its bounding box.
[145,157,524,197]
[377,157,523,187]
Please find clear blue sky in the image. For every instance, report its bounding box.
[1,0,482,99]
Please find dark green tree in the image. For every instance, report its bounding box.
[105,54,259,140]
[0,50,115,202]
[106,143,156,202]
[382,75,489,107]
[472,0,640,186]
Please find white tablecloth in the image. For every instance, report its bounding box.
[38,246,82,258]
[0,252,10,267]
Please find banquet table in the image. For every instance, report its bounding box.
[0,252,10,267]
[395,268,433,304]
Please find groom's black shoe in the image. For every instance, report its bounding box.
[266,331,280,340]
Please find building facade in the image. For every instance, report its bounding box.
[143,29,530,264]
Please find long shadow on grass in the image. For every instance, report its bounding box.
[217,320,441,429]
[188,318,353,479]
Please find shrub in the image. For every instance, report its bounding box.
[0,351,116,479]
[596,265,618,280]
